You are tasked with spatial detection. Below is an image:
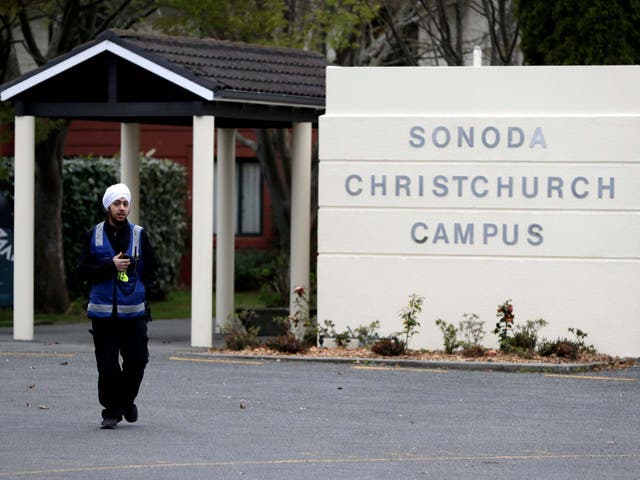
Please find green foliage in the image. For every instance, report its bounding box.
[155,0,289,44]
[348,320,381,347]
[0,157,14,203]
[435,319,460,354]
[458,313,486,348]
[371,336,406,356]
[502,318,547,358]
[538,327,597,359]
[397,293,423,348]
[0,156,188,300]
[138,156,189,299]
[568,327,596,354]
[494,299,514,350]
[156,0,380,54]
[538,339,579,359]
[318,319,351,347]
[235,249,273,291]
[256,252,290,307]
[221,309,261,350]
[265,332,308,354]
[516,0,640,64]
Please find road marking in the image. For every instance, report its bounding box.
[168,356,264,365]
[2,452,639,477]
[544,373,637,382]
[352,365,446,373]
[0,352,74,358]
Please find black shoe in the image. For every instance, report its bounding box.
[100,417,119,429]
[124,404,138,423]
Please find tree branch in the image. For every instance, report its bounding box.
[18,6,46,65]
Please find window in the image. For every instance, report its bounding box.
[213,160,262,236]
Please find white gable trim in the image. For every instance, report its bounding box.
[1,40,215,101]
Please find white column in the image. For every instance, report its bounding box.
[473,46,483,67]
[13,116,35,341]
[120,123,140,224]
[191,116,215,347]
[216,128,236,330]
[289,122,312,337]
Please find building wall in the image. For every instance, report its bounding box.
[318,65,640,357]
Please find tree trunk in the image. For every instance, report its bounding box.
[34,121,70,313]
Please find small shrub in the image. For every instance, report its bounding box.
[222,326,261,350]
[398,293,424,349]
[461,344,485,357]
[371,337,406,356]
[221,309,261,350]
[319,319,351,347]
[333,330,352,347]
[538,327,595,359]
[538,339,579,359]
[265,332,308,354]
[568,327,596,354]
[349,321,381,347]
[435,319,460,354]
[256,253,290,307]
[504,318,548,356]
[458,313,485,347]
[494,299,514,351]
[303,319,318,347]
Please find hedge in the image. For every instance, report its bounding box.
[0,156,188,300]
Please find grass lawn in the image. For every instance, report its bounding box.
[0,289,265,328]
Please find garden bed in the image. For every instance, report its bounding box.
[208,345,636,371]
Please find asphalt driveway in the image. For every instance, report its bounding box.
[1,320,639,480]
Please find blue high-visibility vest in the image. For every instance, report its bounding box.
[87,221,146,319]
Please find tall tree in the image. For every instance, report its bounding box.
[516,0,640,64]
[372,0,521,66]
[4,0,157,312]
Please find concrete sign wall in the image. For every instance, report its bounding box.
[318,66,640,357]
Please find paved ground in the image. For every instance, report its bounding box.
[1,320,639,479]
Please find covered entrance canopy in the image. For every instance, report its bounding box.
[0,29,326,346]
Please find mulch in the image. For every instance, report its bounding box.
[209,345,637,371]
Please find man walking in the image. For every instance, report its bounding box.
[78,183,157,429]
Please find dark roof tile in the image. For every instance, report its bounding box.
[102,29,326,103]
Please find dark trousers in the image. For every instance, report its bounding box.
[90,317,149,419]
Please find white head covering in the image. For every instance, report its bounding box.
[102,183,131,210]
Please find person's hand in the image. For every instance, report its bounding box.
[113,252,131,272]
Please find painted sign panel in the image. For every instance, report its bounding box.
[318,66,640,356]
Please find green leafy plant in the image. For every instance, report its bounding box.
[504,318,548,357]
[349,321,381,348]
[398,293,424,349]
[257,252,290,307]
[458,313,486,347]
[371,336,406,356]
[538,339,579,359]
[435,318,460,354]
[221,309,261,351]
[538,327,597,359]
[318,319,351,347]
[265,332,308,354]
[266,286,317,350]
[494,299,514,351]
[568,327,596,354]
